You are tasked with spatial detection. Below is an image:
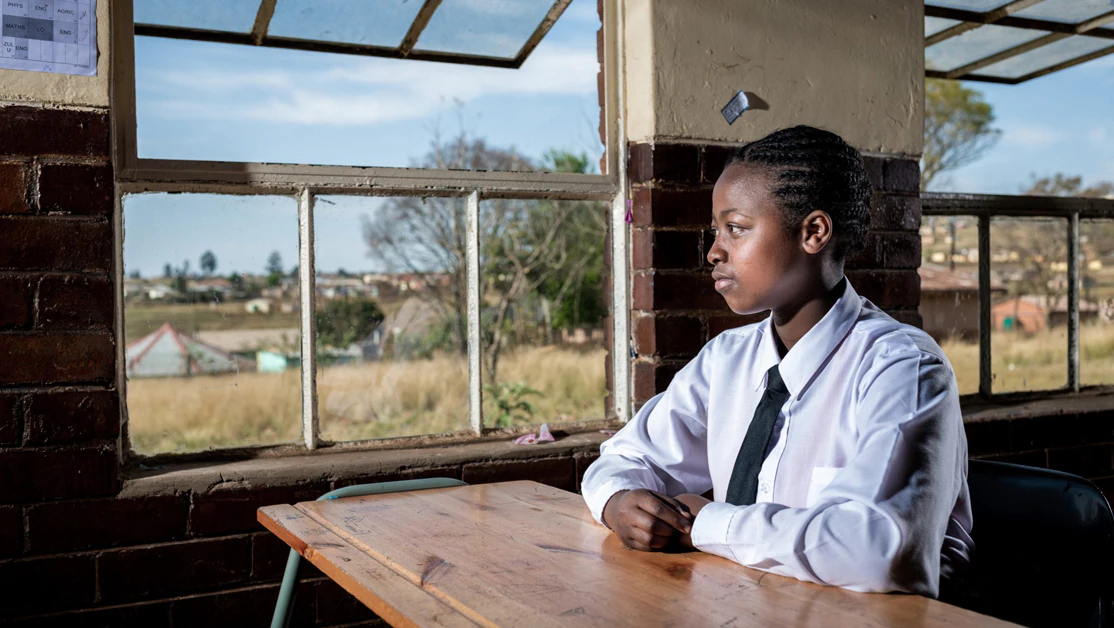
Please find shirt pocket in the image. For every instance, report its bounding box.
[805,466,843,508]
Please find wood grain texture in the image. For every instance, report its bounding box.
[261,481,1016,628]
[257,504,476,628]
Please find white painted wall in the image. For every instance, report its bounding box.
[624,0,924,155]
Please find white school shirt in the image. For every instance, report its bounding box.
[581,279,973,598]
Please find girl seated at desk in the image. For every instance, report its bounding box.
[581,125,973,599]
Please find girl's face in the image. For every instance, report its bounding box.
[707,163,814,315]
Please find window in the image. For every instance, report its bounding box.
[130,0,604,170]
[122,193,302,454]
[115,0,629,456]
[921,194,1114,398]
[923,1,1114,84]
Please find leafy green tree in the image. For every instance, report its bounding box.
[200,250,217,276]
[315,298,385,349]
[923,79,1001,189]
[265,251,284,288]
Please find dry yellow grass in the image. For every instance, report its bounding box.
[940,322,1114,394]
[127,369,302,454]
[128,346,606,454]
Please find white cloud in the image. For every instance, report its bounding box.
[1001,125,1062,149]
[157,69,295,91]
[1089,126,1108,144]
[146,45,599,126]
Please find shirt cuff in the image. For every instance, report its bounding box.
[690,501,739,562]
[581,479,647,527]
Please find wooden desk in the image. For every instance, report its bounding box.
[258,480,1013,627]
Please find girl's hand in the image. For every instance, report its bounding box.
[602,489,694,551]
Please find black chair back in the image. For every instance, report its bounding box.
[966,460,1114,628]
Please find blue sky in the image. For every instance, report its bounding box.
[123,5,1114,277]
[937,55,1114,193]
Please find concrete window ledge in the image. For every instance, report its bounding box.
[117,389,1114,498]
[120,431,611,498]
[961,388,1114,424]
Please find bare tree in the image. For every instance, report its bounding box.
[1008,175,1114,321]
[482,195,606,382]
[362,135,606,383]
[1024,173,1114,199]
[996,217,1067,329]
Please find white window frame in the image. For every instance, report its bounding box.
[111,0,631,456]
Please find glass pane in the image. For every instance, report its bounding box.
[926,25,1047,71]
[926,16,963,37]
[415,0,555,58]
[979,35,1114,78]
[480,197,609,429]
[123,193,301,454]
[926,0,1014,11]
[134,0,260,32]
[268,0,422,47]
[991,217,1068,393]
[133,0,603,171]
[920,216,982,395]
[1081,219,1114,386]
[1014,0,1114,24]
[315,195,470,441]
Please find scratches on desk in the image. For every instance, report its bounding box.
[420,556,454,586]
[534,543,600,558]
[348,502,394,514]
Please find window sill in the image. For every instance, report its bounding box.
[961,386,1114,423]
[120,430,611,497]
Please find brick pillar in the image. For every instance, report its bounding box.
[627,141,922,407]
[0,103,119,550]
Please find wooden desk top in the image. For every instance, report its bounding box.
[258,480,1013,628]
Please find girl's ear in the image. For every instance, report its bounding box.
[800,210,834,255]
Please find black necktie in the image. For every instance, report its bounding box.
[725,365,790,506]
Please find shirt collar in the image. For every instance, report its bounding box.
[751,278,863,400]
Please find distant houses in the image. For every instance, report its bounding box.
[990,296,1101,334]
[244,298,272,314]
[126,323,252,378]
[919,262,1109,340]
[918,263,1004,341]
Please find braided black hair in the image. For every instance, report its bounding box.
[726,125,871,259]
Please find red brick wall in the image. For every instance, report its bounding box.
[966,411,1114,498]
[626,141,923,407]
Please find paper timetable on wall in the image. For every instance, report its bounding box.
[1,0,96,76]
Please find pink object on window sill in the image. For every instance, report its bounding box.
[513,423,555,445]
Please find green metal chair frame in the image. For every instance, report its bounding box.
[269,478,468,628]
